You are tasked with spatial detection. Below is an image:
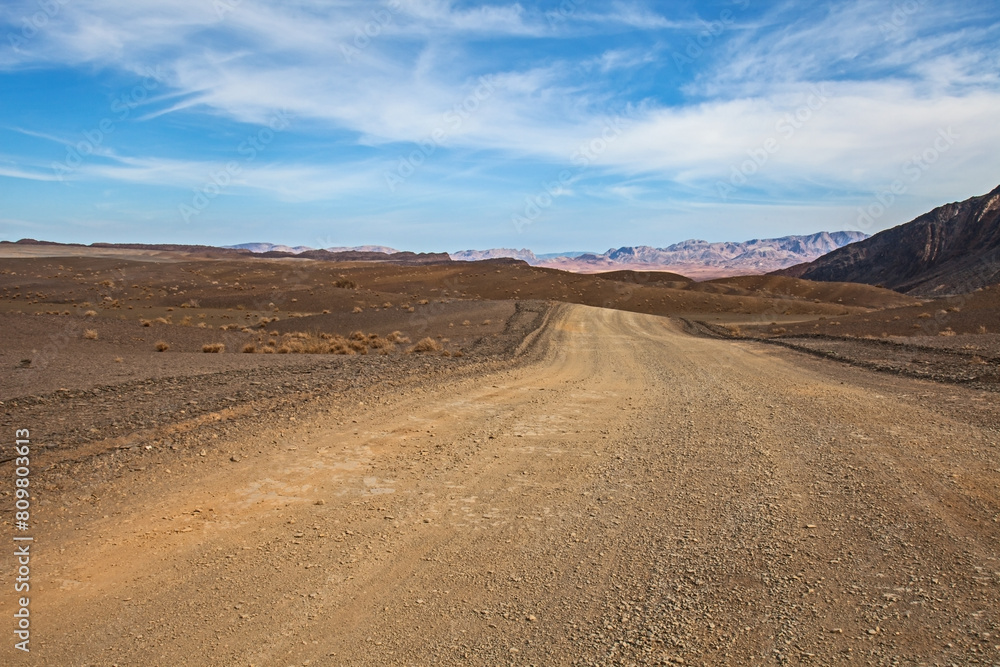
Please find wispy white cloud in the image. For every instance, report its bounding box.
[0,0,998,218]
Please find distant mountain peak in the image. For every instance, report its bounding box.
[450,248,538,262]
[226,243,399,255]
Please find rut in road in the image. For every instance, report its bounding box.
[33,304,1000,665]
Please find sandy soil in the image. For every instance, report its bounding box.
[6,303,999,665]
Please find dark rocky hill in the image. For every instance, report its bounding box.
[777,185,1000,295]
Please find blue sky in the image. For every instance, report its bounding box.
[1,0,998,253]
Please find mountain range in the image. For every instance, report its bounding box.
[223,184,1000,295]
[226,243,400,255]
[449,232,867,279]
[777,184,1000,295]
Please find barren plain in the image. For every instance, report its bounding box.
[1,248,998,665]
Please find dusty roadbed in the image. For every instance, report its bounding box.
[3,304,1000,665]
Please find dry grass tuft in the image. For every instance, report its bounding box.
[83,329,98,340]
[242,343,256,353]
[352,306,363,314]
[410,337,442,353]
[917,312,932,319]
[155,341,170,352]
[202,343,225,353]
[84,310,97,317]
[979,325,988,334]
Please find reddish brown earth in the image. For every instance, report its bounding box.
[1,246,998,665]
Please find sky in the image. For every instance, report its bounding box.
[1,0,998,253]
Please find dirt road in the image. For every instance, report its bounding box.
[25,305,1000,665]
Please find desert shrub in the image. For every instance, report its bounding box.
[334,279,356,289]
[197,322,207,329]
[179,316,192,326]
[939,328,956,336]
[410,337,442,353]
[462,320,471,326]
[242,343,256,353]
[387,331,410,344]
[84,310,97,317]
[155,341,170,352]
[369,336,393,350]
[350,330,366,341]
[153,317,170,325]
[330,341,352,354]
[418,299,429,305]
[83,329,98,340]
[140,319,152,327]
[352,306,363,314]
[979,325,988,334]
[482,319,491,325]
[202,343,225,353]
[917,312,931,319]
